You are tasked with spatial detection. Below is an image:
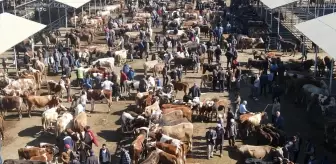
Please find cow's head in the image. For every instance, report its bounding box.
[271,147,284,158]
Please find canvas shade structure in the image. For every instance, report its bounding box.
[295,13,336,93]
[259,0,298,9]
[0,12,46,55]
[54,0,91,9]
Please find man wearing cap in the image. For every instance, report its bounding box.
[239,100,250,115]
[205,127,217,159]
[227,118,237,146]
[61,144,72,164]
[86,149,99,164]
[214,124,225,157]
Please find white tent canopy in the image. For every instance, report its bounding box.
[0,13,46,55]
[260,0,298,9]
[54,0,91,9]
[295,13,336,58]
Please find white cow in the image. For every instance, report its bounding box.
[143,60,159,76]
[4,78,36,91]
[91,57,115,70]
[42,105,67,131]
[56,112,73,136]
[135,13,151,18]
[114,50,128,66]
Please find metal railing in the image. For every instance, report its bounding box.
[33,15,66,44]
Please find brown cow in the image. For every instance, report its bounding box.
[157,148,182,164]
[3,159,47,164]
[18,147,48,160]
[23,95,61,118]
[161,104,189,109]
[130,127,148,164]
[161,106,192,122]
[0,96,24,120]
[171,81,189,95]
[0,116,4,140]
[139,149,160,164]
[147,142,183,164]
[87,89,112,112]
[137,91,155,110]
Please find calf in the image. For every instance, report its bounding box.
[87,89,112,112]
[157,148,181,164]
[130,127,148,164]
[18,147,47,160]
[41,105,67,131]
[56,112,73,137]
[171,81,189,95]
[0,96,24,120]
[162,106,192,122]
[202,63,220,74]
[23,95,60,118]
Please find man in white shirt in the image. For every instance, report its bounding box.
[101,78,114,91]
[253,75,260,101]
[239,100,250,115]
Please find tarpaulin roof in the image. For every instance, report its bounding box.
[54,0,91,9]
[260,0,298,9]
[0,12,46,54]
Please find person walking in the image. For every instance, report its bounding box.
[99,144,111,164]
[214,124,224,157]
[218,67,225,92]
[120,70,128,93]
[227,118,237,147]
[205,127,217,159]
[304,139,315,164]
[80,90,87,111]
[76,65,85,87]
[259,71,268,97]
[274,111,284,130]
[253,74,260,101]
[64,76,72,102]
[214,45,222,63]
[271,97,281,124]
[86,149,99,164]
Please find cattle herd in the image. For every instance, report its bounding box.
[1,0,336,163]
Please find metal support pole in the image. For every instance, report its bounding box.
[323,5,325,15]
[330,59,334,94]
[13,0,16,15]
[89,2,91,15]
[100,0,102,10]
[31,37,34,57]
[49,5,51,24]
[314,51,317,77]
[24,0,27,15]
[315,5,317,17]
[95,0,97,14]
[65,8,69,47]
[261,4,263,16]
[81,7,83,17]
[333,3,335,13]
[277,10,280,35]
[265,9,267,23]
[13,48,18,74]
[306,3,309,20]
[1,0,4,13]
[291,4,294,24]
[270,10,272,29]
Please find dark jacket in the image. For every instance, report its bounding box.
[86,155,99,164]
[217,70,225,81]
[212,69,218,79]
[215,128,225,143]
[274,116,284,130]
[205,129,217,145]
[215,48,222,56]
[188,86,201,98]
[61,56,69,67]
[260,74,268,86]
[99,149,111,163]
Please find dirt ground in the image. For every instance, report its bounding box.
[1,11,336,164]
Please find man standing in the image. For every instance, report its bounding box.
[212,67,218,92]
[120,70,128,93]
[80,90,87,111]
[264,35,270,53]
[76,66,85,87]
[218,67,225,92]
[86,150,99,164]
[214,124,224,157]
[214,45,222,63]
[162,64,169,86]
[274,111,284,130]
[99,144,111,164]
[304,139,315,164]
[60,54,69,75]
[227,119,237,147]
[101,78,114,98]
[188,83,201,99]
[205,127,217,159]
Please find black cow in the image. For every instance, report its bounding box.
[174,57,196,74]
[279,40,297,56]
[247,58,268,72]
[202,63,221,74]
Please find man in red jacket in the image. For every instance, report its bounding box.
[120,70,128,94]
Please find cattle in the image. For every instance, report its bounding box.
[121,112,147,133]
[41,105,67,131]
[236,145,284,160]
[153,63,165,77]
[135,13,151,18]
[135,91,150,109]
[307,93,336,115]
[144,60,159,76]
[161,106,192,122]
[0,96,24,120]
[171,81,189,95]
[252,126,273,146]
[147,142,183,164]
[3,78,36,93]
[0,115,4,140]
[285,59,315,72]
[239,112,268,138]
[152,122,194,151]
[3,159,47,164]
[162,104,189,109]
[19,70,42,90]
[160,110,184,124]
[139,149,160,164]
[114,49,128,66]
[238,36,264,52]
[32,59,46,80]
[247,58,267,72]
[73,112,87,133]
[279,40,296,56]
[130,127,149,164]
[87,89,112,112]
[56,112,73,136]
[18,146,56,160]
[198,100,215,122]
[23,95,60,118]
[156,148,182,164]
[202,63,220,74]
[174,58,196,74]
[91,57,115,71]
[46,80,66,98]
[160,117,190,127]
[200,74,213,88]
[285,77,321,96]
